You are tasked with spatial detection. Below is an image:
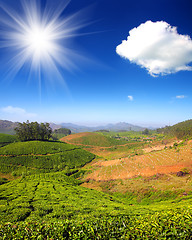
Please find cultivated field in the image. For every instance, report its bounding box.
[0,130,192,239]
[85,142,192,181]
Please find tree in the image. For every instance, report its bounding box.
[142,128,150,135]
[15,121,52,141]
[54,128,71,136]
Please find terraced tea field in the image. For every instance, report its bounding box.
[1,171,192,239]
[0,172,131,223]
[0,141,95,176]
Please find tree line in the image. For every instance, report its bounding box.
[15,121,52,141]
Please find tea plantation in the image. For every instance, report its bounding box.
[0,133,17,147]
[0,141,95,176]
[0,172,192,239]
[0,138,192,239]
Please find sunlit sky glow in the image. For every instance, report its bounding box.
[0,0,192,128]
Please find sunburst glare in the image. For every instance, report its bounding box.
[0,0,89,92]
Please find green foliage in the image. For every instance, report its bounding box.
[0,133,17,143]
[95,129,110,132]
[0,141,76,155]
[0,209,192,239]
[0,174,192,239]
[142,128,150,135]
[0,133,18,148]
[0,141,95,175]
[54,128,71,135]
[0,164,192,238]
[0,177,8,185]
[15,121,52,141]
[69,132,128,147]
[52,128,71,140]
[1,130,192,238]
[0,173,127,223]
[158,119,192,139]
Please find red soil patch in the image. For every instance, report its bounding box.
[86,142,192,181]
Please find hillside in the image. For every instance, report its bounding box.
[0,172,128,222]
[61,132,129,147]
[0,171,192,239]
[0,120,18,134]
[0,133,18,147]
[84,141,192,180]
[0,141,95,176]
[158,119,192,139]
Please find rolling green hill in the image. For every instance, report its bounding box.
[158,119,192,139]
[61,132,129,147]
[0,133,18,147]
[0,141,95,176]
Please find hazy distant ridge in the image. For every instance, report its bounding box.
[60,122,145,133]
[0,120,145,134]
[0,120,18,134]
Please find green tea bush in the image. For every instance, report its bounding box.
[0,208,192,239]
[0,133,17,144]
[0,141,77,155]
[0,141,95,176]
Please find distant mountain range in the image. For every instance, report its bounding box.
[0,120,145,134]
[0,120,19,134]
[58,122,145,133]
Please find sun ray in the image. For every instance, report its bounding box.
[0,0,91,95]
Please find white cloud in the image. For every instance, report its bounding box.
[176,95,186,99]
[1,106,37,120]
[116,20,192,76]
[128,95,133,101]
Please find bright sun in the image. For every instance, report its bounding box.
[28,27,50,51]
[24,24,54,60]
[0,0,88,87]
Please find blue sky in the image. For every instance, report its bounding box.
[0,0,192,127]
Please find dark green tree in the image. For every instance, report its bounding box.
[142,128,150,135]
[15,121,52,141]
[54,128,71,136]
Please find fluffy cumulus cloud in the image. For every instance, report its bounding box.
[0,106,37,120]
[128,95,133,101]
[116,21,192,76]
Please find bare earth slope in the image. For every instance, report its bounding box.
[85,142,192,181]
